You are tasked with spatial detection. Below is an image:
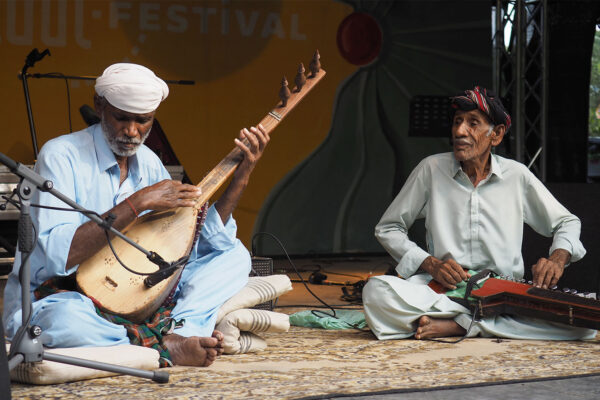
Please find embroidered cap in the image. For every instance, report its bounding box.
[451,86,511,131]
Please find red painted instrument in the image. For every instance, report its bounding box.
[470,278,600,330]
[430,276,600,330]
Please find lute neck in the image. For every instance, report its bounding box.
[193,69,326,210]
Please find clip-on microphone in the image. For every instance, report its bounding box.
[144,253,189,288]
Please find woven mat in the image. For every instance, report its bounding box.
[10,326,600,399]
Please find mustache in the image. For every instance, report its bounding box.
[453,138,471,145]
[117,138,142,145]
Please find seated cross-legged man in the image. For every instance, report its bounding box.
[363,86,597,341]
[3,63,270,367]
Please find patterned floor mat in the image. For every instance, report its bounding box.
[10,326,600,399]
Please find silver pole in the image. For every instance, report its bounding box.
[515,0,525,163]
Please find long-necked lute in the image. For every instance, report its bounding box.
[76,58,326,323]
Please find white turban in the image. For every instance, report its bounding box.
[95,63,169,114]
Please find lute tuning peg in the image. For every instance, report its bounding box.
[309,49,321,77]
[279,76,291,107]
[295,63,306,92]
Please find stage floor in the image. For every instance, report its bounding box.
[4,255,600,399]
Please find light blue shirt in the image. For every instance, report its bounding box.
[375,152,585,279]
[3,123,246,342]
[3,124,173,322]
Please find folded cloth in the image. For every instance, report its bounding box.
[216,309,290,354]
[290,309,368,330]
[216,275,292,324]
[6,344,159,384]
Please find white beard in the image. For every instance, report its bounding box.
[101,119,151,157]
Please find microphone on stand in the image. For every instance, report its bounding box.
[20,48,51,160]
[143,253,189,288]
[24,48,51,69]
[0,151,181,290]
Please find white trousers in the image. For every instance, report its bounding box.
[6,242,250,348]
[363,275,597,341]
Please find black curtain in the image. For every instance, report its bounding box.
[546,0,600,181]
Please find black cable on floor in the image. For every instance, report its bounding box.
[252,231,370,331]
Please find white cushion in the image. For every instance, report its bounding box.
[216,275,292,323]
[6,344,159,384]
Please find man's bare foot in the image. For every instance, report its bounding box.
[162,330,224,367]
[414,316,466,339]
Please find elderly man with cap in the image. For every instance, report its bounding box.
[2,63,268,367]
[362,86,596,341]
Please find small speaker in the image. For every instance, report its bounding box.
[250,256,274,310]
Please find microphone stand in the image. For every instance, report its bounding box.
[18,47,195,161]
[20,48,51,160]
[0,152,170,383]
[23,72,196,86]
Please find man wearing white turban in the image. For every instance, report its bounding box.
[3,63,269,367]
[95,63,169,115]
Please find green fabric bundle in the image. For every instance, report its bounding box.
[289,309,368,330]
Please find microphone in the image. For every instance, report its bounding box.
[25,48,51,69]
[143,266,178,288]
[143,252,188,288]
[79,105,101,126]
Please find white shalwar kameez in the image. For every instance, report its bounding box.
[363,153,596,340]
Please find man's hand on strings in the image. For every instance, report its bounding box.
[67,180,200,269]
[421,256,471,290]
[532,249,570,289]
[214,124,269,224]
[234,124,270,180]
[132,179,201,212]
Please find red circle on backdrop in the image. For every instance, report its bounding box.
[336,12,383,66]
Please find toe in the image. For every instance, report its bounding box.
[206,348,218,359]
[199,336,219,348]
[204,358,215,367]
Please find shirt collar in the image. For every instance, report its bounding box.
[451,152,504,180]
[92,124,118,172]
[489,153,504,180]
[92,124,142,183]
[451,156,462,178]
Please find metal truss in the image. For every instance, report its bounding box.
[493,0,548,181]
